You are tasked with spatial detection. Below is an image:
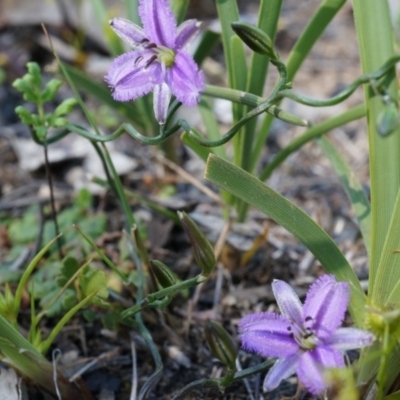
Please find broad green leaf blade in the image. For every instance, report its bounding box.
[352,0,400,292]
[371,187,400,306]
[252,0,347,172]
[246,0,282,98]
[215,0,247,122]
[317,136,371,256]
[205,154,365,326]
[231,34,248,167]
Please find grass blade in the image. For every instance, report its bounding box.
[317,135,371,255]
[205,154,365,326]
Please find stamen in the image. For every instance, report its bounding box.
[144,55,158,68]
[134,56,144,66]
[144,42,158,50]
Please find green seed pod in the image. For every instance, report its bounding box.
[231,21,279,61]
[377,103,399,136]
[12,78,37,102]
[41,79,63,103]
[51,117,68,127]
[54,98,78,117]
[15,106,34,125]
[150,260,178,288]
[205,320,238,370]
[178,211,216,277]
[26,62,42,87]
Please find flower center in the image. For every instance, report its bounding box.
[287,316,318,351]
[157,46,176,67]
[138,43,176,69]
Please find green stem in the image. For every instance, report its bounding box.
[40,292,97,354]
[101,143,136,228]
[377,324,391,400]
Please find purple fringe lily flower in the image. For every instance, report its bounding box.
[105,0,204,124]
[239,275,374,394]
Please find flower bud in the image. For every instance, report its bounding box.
[150,260,178,288]
[231,21,279,61]
[178,211,215,277]
[377,103,399,136]
[205,320,238,369]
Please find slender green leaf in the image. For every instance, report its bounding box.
[371,187,400,305]
[317,135,371,255]
[352,0,400,290]
[0,315,88,398]
[205,154,365,326]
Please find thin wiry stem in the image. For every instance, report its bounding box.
[43,145,63,258]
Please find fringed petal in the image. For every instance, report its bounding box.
[272,279,303,329]
[139,0,176,47]
[263,355,299,392]
[153,82,172,124]
[176,19,202,49]
[167,50,204,106]
[109,18,147,48]
[303,275,349,339]
[327,327,374,351]
[239,312,298,358]
[105,50,162,102]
